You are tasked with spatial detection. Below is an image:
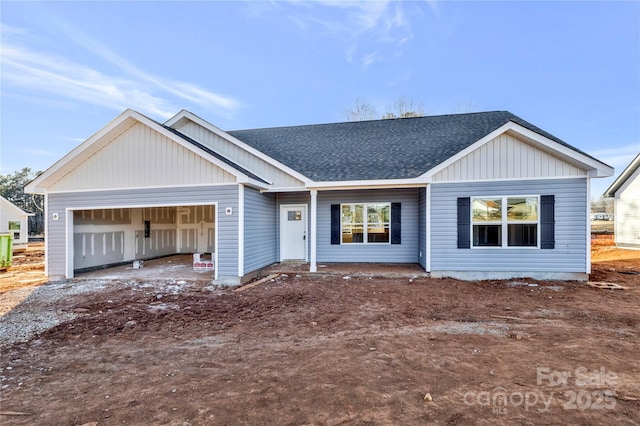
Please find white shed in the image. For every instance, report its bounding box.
[0,195,34,251]
[604,153,640,249]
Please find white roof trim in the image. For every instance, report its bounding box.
[306,178,427,190]
[604,152,640,198]
[25,109,257,194]
[165,110,312,184]
[0,196,35,216]
[421,121,614,180]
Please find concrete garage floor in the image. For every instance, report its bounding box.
[74,254,215,282]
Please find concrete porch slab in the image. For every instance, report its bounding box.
[260,262,429,278]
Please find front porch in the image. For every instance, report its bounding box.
[260,262,429,279]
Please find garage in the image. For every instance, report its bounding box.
[72,205,215,274]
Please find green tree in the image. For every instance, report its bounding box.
[0,168,44,235]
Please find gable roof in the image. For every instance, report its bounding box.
[0,196,35,217]
[604,152,640,197]
[160,124,269,184]
[228,111,609,182]
[165,110,311,184]
[25,109,269,194]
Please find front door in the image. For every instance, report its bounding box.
[280,205,307,261]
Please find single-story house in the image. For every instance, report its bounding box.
[25,109,613,284]
[604,153,640,249]
[0,195,34,252]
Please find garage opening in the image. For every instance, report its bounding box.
[72,205,215,277]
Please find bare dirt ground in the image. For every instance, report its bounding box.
[1,244,639,425]
[0,243,47,294]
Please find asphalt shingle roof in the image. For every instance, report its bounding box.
[161,125,270,184]
[228,111,594,182]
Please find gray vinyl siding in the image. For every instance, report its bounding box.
[317,189,420,263]
[275,192,311,259]
[47,185,239,279]
[430,178,588,273]
[244,187,277,274]
[418,187,427,269]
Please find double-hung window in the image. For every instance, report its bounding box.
[472,196,539,248]
[341,203,390,244]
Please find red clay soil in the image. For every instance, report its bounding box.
[0,249,639,425]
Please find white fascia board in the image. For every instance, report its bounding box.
[244,178,271,191]
[306,178,427,191]
[421,121,614,180]
[164,110,312,184]
[604,152,640,198]
[0,196,34,216]
[25,109,257,194]
[25,109,139,194]
[261,186,311,193]
[506,123,614,177]
[429,174,588,186]
[133,112,256,184]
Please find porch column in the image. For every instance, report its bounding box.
[309,189,317,272]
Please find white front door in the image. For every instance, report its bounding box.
[280,205,307,261]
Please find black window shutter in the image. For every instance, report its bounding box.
[540,195,555,249]
[391,203,401,244]
[330,204,341,245]
[457,197,471,249]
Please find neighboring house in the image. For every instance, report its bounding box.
[604,153,640,249]
[25,109,613,284]
[0,195,34,252]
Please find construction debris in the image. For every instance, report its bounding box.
[233,274,280,293]
[586,281,628,290]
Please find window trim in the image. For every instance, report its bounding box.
[340,202,391,245]
[470,195,540,249]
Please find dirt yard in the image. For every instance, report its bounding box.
[0,243,47,294]
[1,244,639,425]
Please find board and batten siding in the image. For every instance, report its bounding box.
[48,122,236,192]
[615,167,640,249]
[244,187,277,274]
[46,185,239,281]
[432,133,586,182]
[430,178,588,278]
[317,189,420,263]
[176,121,306,189]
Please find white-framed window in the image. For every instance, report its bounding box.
[8,221,20,240]
[341,203,390,244]
[471,196,539,248]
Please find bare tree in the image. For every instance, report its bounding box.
[383,96,426,119]
[451,100,479,114]
[344,96,480,121]
[344,96,426,121]
[343,98,379,121]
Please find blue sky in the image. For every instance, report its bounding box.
[1,1,638,197]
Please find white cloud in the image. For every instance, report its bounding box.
[591,144,639,169]
[280,0,423,66]
[26,148,56,157]
[0,24,242,120]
